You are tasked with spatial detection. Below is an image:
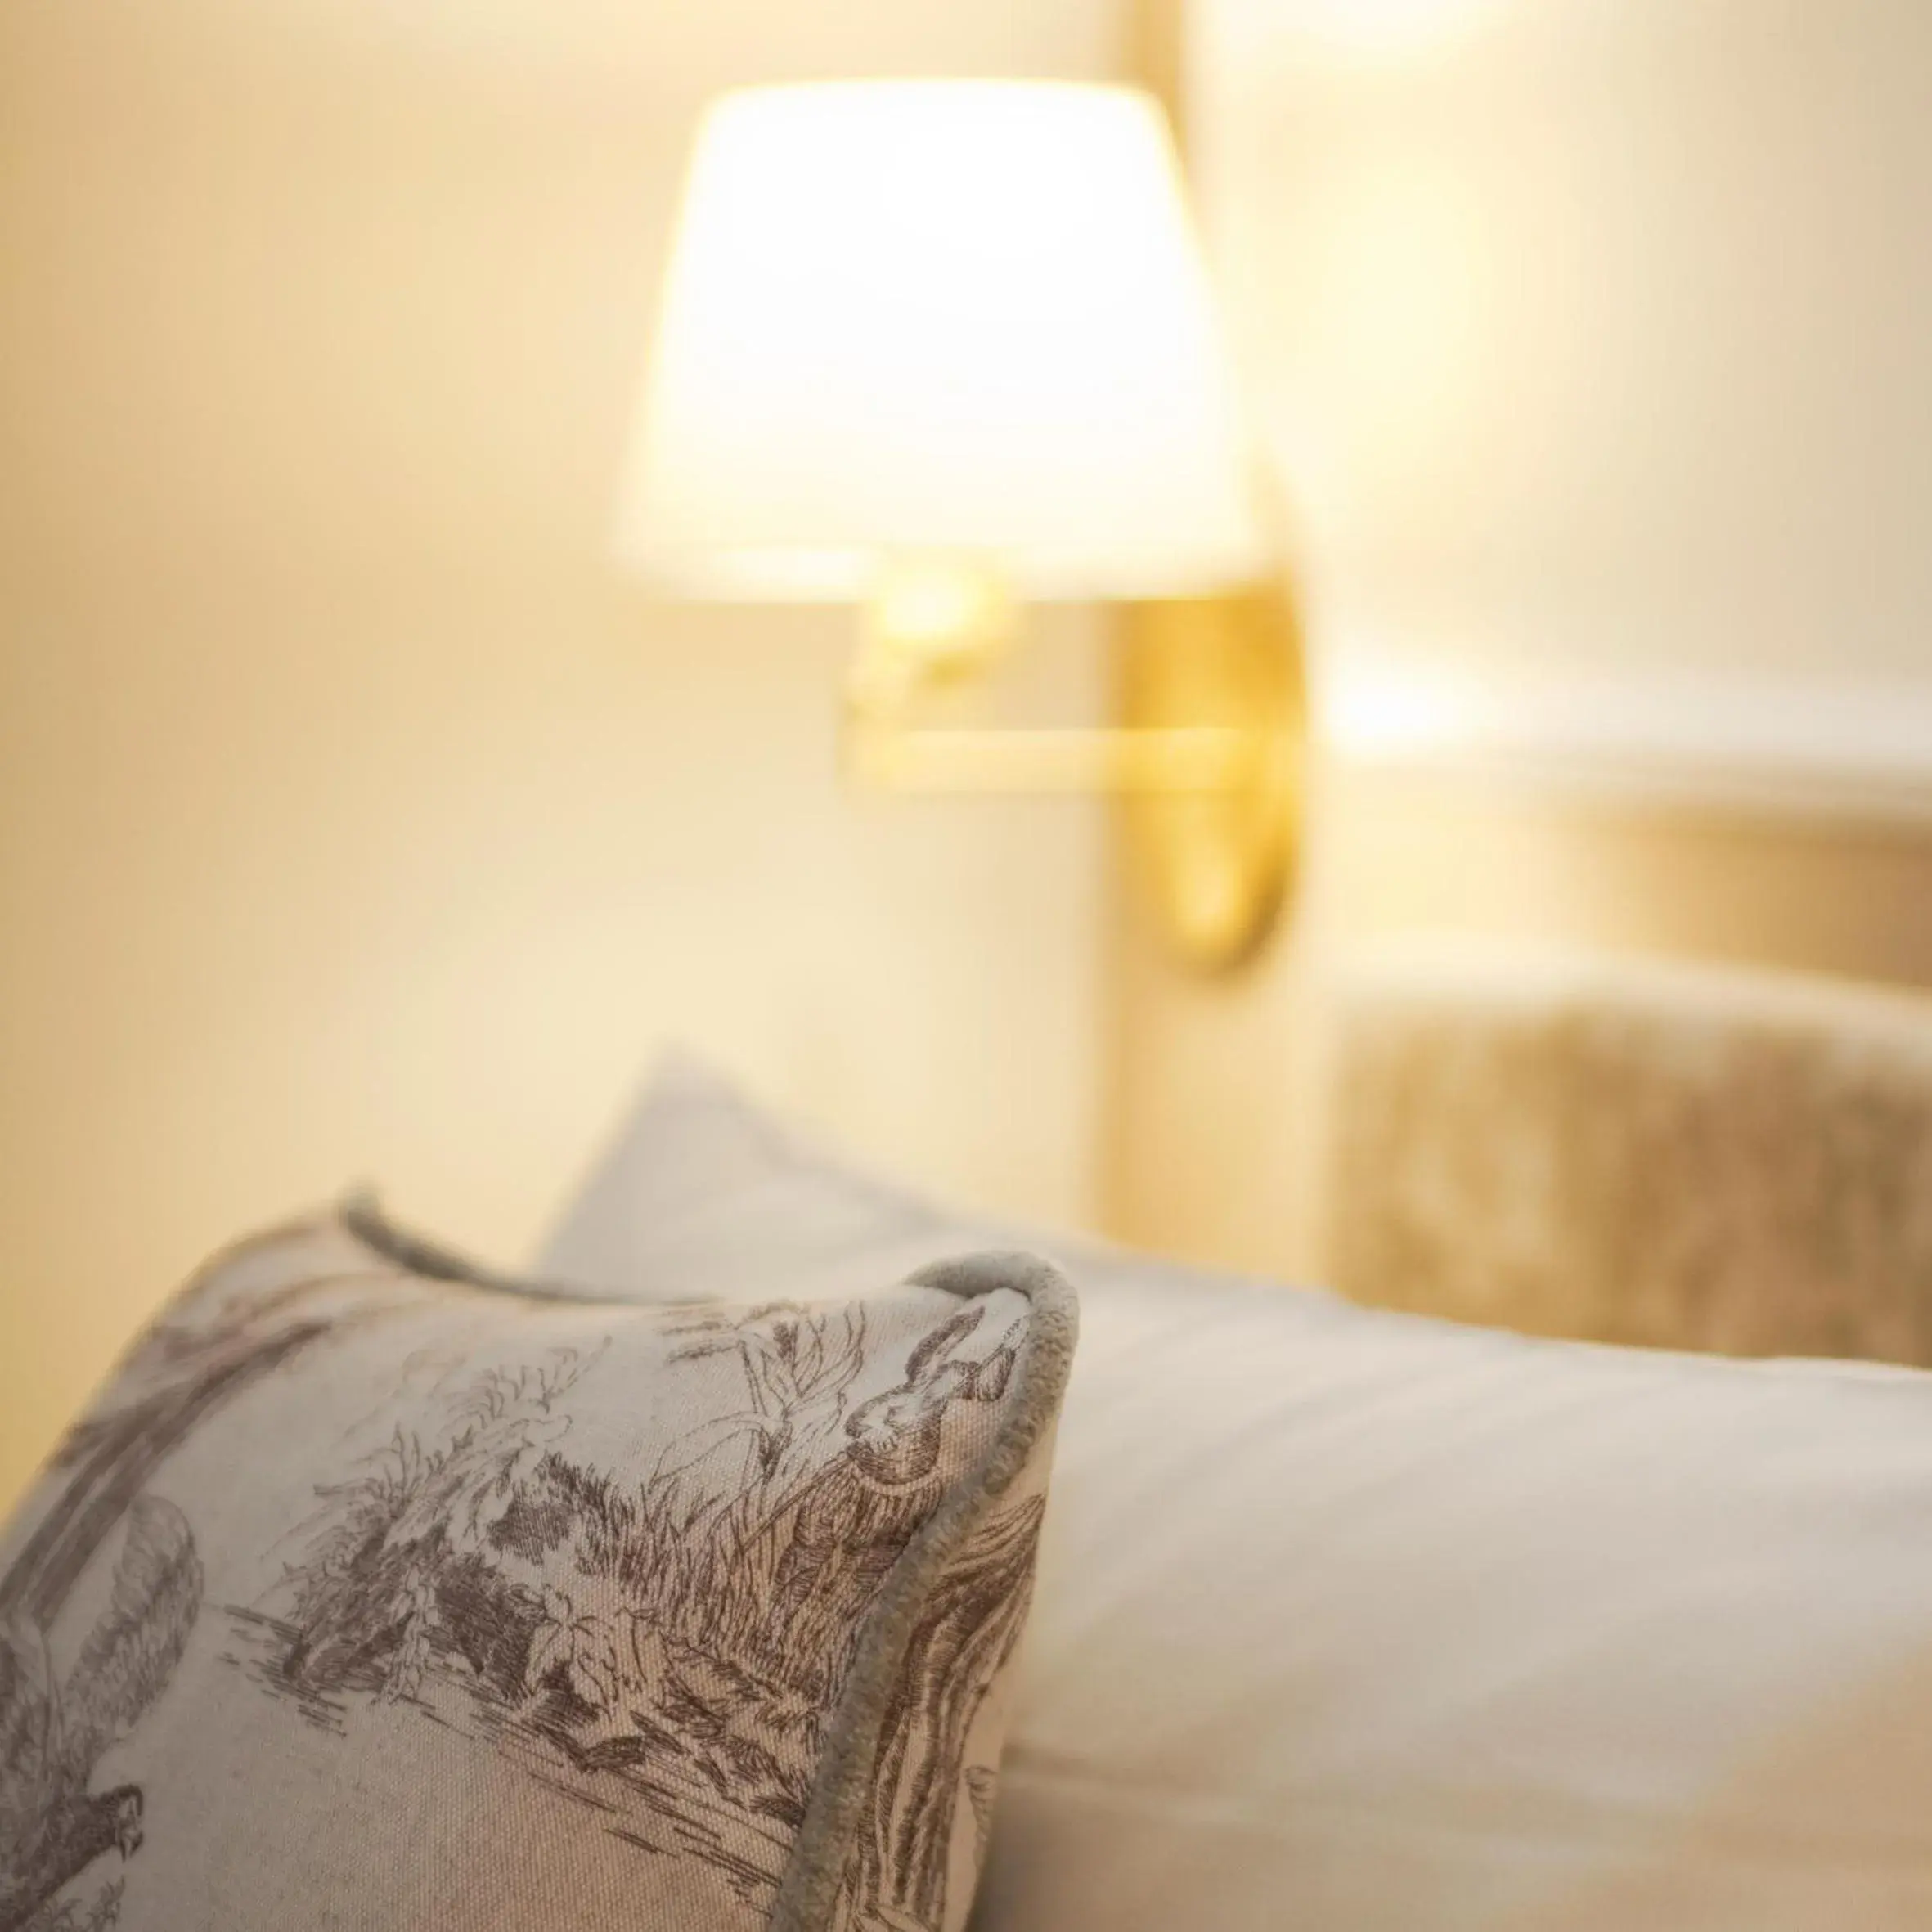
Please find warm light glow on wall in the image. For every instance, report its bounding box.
[1279,0,1500,58]
[1301,164,1482,479]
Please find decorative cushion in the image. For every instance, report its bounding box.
[539,1057,1932,1932]
[0,1201,1074,1932]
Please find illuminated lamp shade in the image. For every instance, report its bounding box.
[616,80,1269,600]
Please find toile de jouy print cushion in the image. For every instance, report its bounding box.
[0,1201,1075,1932]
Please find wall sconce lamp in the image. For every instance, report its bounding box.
[615,80,1301,969]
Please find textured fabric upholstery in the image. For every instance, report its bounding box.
[1324,945,1932,1360]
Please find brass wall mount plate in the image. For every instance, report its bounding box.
[1121,582,1305,971]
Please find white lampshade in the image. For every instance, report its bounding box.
[616,80,1268,601]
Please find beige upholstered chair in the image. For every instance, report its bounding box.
[1322,944,1932,1364]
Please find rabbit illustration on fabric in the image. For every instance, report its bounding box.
[767,1305,1018,1687]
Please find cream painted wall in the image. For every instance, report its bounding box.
[0,0,1126,1506]
[1109,0,1932,1274]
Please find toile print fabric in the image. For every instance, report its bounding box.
[0,1206,1075,1932]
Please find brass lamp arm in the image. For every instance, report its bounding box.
[843,719,1278,795]
[842,573,1304,968]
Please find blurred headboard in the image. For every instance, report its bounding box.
[1323,944,1932,1364]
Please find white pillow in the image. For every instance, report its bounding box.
[538,1053,1014,1303]
[538,1059,1932,1930]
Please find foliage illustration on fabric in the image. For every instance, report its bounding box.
[227,1295,1038,1932]
[0,1238,357,1932]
